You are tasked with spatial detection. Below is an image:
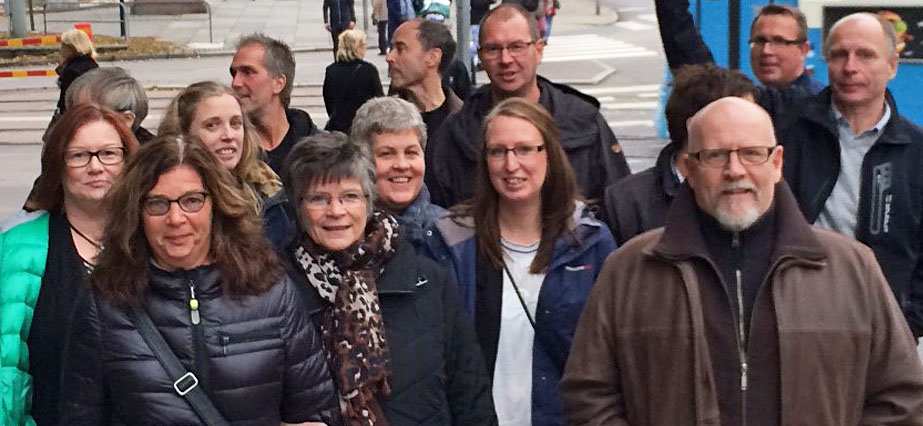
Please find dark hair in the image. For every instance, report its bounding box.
[236,33,296,107]
[282,132,377,231]
[750,5,808,42]
[415,18,457,73]
[91,136,281,305]
[27,103,139,212]
[665,64,756,150]
[454,98,578,273]
[479,3,540,46]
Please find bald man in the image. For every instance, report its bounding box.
[561,98,923,426]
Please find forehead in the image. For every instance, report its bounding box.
[306,177,364,194]
[232,44,268,70]
[486,115,541,143]
[828,17,890,53]
[482,13,532,43]
[752,13,800,37]
[372,128,421,148]
[68,120,121,149]
[196,94,241,117]
[148,165,205,195]
[689,112,773,150]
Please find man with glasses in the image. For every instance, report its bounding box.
[561,96,923,425]
[428,3,630,208]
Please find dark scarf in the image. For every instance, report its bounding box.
[294,211,398,425]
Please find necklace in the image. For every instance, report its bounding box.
[69,222,101,249]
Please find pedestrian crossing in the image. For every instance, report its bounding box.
[541,34,657,63]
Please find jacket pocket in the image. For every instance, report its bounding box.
[219,330,283,357]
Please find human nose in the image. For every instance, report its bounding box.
[231,73,244,90]
[85,154,104,172]
[723,151,747,179]
[393,153,409,170]
[164,202,186,225]
[498,46,514,63]
[502,151,520,171]
[325,197,348,216]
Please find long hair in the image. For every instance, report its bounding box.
[91,136,281,305]
[27,103,139,212]
[158,81,282,208]
[454,98,579,273]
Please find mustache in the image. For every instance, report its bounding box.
[721,181,757,193]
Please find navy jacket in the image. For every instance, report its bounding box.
[425,203,617,426]
[323,0,356,31]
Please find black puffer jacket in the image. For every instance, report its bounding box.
[429,76,630,208]
[59,264,341,426]
[285,239,499,425]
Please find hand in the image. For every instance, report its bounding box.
[325,23,331,32]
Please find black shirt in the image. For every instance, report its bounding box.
[265,108,318,175]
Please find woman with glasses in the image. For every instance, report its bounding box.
[58,137,340,425]
[350,97,446,253]
[0,104,138,426]
[323,29,384,133]
[429,98,616,426]
[279,132,497,425]
[158,81,295,250]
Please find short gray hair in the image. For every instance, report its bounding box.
[236,33,296,108]
[823,12,898,59]
[65,67,148,130]
[282,132,377,229]
[351,97,427,150]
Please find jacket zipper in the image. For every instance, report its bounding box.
[188,280,208,387]
[732,232,748,426]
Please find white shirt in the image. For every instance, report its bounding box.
[493,239,546,426]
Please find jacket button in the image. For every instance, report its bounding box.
[426,230,433,236]
[541,375,547,381]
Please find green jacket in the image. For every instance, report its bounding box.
[1,211,49,426]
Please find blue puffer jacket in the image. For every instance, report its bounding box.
[424,202,617,426]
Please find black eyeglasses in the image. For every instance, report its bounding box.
[485,144,545,161]
[142,192,210,216]
[688,146,777,168]
[64,147,126,168]
[749,36,806,49]
[478,40,536,59]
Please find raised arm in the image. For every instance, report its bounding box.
[653,0,714,71]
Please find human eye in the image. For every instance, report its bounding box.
[700,149,727,165]
[99,148,124,162]
[482,45,501,56]
[857,49,877,60]
[305,193,329,207]
[828,49,847,61]
[179,192,206,211]
[513,146,535,156]
[66,150,91,162]
[142,197,170,215]
[740,147,767,162]
[405,147,421,157]
[230,117,243,128]
[485,146,506,158]
[340,192,365,204]
[509,42,529,53]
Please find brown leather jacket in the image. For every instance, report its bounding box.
[561,183,923,425]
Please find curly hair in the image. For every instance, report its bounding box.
[158,81,282,209]
[91,135,281,305]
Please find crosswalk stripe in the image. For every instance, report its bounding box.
[579,84,661,95]
[602,101,659,110]
[608,120,655,127]
[542,34,657,63]
[614,21,652,31]
[637,13,658,23]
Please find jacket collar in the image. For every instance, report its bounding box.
[656,143,682,197]
[148,263,223,300]
[802,88,912,146]
[650,181,826,264]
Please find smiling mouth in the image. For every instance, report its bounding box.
[215,147,237,157]
[323,225,351,232]
[388,176,412,183]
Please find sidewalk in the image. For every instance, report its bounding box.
[1,0,618,51]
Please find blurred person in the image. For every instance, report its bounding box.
[351,96,446,252]
[54,28,98,117]
[603,64,756,245]
[63,66,155,143]
[279,132,497,425]
[373,0,388,55]
[323,29,384,133]
[231,33,319,174]
[386,0,416,41]
[430,3,630,207]
[323,0,356,59]
[1,104,138,426]
[561,97,923,426]
[430,98,616,426]
[59,137,340,425]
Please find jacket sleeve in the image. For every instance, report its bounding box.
[860,246,923,423]
[58,289,108,426]
[559,257,631,425]
[594,114,631,199]
[907,221,923,338]
[428,120,456,208]
[322,0,330,23]
[278,277,342,425]
[653,0,714,71]
[440,267,499,425]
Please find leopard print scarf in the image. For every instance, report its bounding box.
[295,211,398,426]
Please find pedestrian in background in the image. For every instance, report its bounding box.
[323,0,356,59]
[55,28,98,117]
[430,98,616,426]
[372,0,389,54]
[323,29,384,133]
[2,104,138,426]
[59,137,340,425]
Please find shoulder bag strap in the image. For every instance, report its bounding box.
[129,305,231,426]
[501,263,537,329]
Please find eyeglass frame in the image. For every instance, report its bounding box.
[478,40,537,60]
[485,144,546,161]
[687,146,778,168]
[63,147,127,168]
[141,191,210,216]
[748,36,806,49]
[301,191,369,211]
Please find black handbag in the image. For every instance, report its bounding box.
[129,305,231,426]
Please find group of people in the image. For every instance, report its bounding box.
[2,1,923,426]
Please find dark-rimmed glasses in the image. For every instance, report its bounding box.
[64,147,126,168]
[688,146,777,168]
[479,40,536,60]
[485,144,546,161]
[142,192,210,216]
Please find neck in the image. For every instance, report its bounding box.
[834,97,887,135]
[497,198,542,245]
[253,103,290,151]
[64,198,106,241]
[407,74,446,112]
[491,81,541,105]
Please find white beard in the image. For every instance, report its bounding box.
[713,203,761,231]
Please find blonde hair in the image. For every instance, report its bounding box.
[336,29,367,62]
[61,28,97,59]
[159,81,282,210]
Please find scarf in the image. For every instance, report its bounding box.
[295,211,399,426]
